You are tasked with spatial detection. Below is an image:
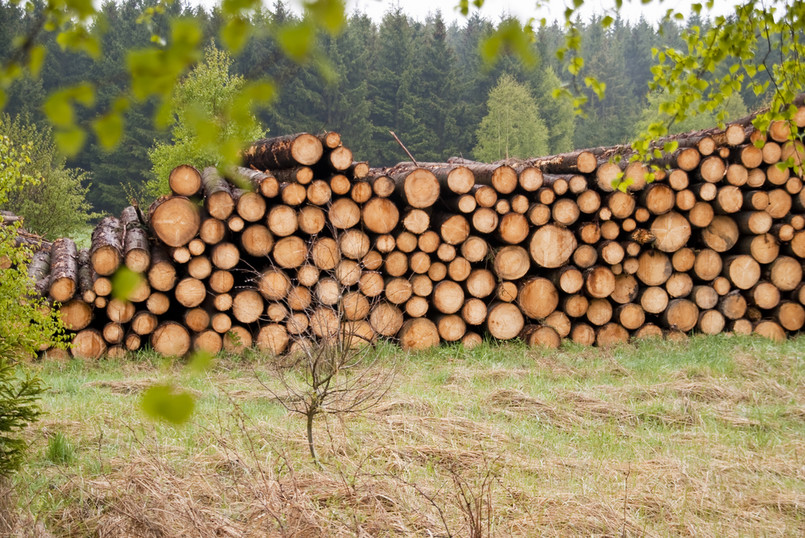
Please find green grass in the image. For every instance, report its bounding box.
[7,335,805,536]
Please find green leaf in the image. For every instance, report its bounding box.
[601,15,614,28]
[28,44,46,76]
[277,22,315,62]
[111,266,144,301]
[187,350,214,373]
[92,110,124,150]
[304,0,346,35]
[221,18,251,53]
[54,126,86,156]
[141,383,195,425]
[692,3,702,14]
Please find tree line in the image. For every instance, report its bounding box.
[0,0,771,216]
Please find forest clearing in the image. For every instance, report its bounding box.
[7,336,805,536]
[2,0,805,535]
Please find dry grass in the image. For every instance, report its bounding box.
[8,335,805,536]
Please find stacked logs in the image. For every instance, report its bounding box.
[32,97,805,356]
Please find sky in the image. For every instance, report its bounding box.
[288,0,739,25]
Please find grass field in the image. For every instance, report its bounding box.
[5,335,805,536]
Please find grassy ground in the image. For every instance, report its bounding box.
[6,335,805,536]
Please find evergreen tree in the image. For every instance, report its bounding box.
[474,73,549,161]
[534,65,575,153]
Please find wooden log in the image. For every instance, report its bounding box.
[384,251,408,278]
[572,244,598,269]
[551,199,580,227]
[211,313,232,334]
[586,298,613,326]
[697,309,726,335]
[149,196,201,248]
[432,280,464,315]
[187,255,212,280]
[231,290,263,324]
[753,320,786,341]
[369,302,404,337]
[223,326,252,353]
[617,303,645,330]
[662,299,699,332]
[457,236,486,263]
[640,286,669,314]
[486,302,525,340]
[518,277,559,320]
[209,270,234,294]
[89,216,123,276]
[447,256,471,282]
[210,242,239,271]
[595,323,629,347]
[570,322,596,345]
[360,197,400,235]
[255,324,290,355]
[273,236,307,269]
[390,168,440,209]
[460,298,488,326]
[472,207,499,234]
[664,272,693,298]
[775,301,805,331]
[671,247,696,272]
[385,277,413,305]
[553,266,584,295]
[59,299,92,331]
[693,249,723,281]
[213,293,233,311]
[529,225,576,268]
[398,318,440,350]
[766,188,792,219]
[49,238,78,303]
[120,209,151,273]
[701,216,739,252]
[562,295,589,318]
[436,315,467,342]
[522,325,561,348]
[124,332,141,351]
[636,250,672,286]
[492,246,530,281]
[768,256,803,291]
[243,133,323,169]
[611,274,639,304]
[723,255,761,290]
[71,329,106,359]
[151,322,191,356]
[240,224,274,258]
[735,211,773,235]
[168,164,202,197]
[585,266,616,299]
[718,291,748,320]
[749,281,781,310]
[650,211,691,252]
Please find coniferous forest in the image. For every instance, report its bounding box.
[0,0,773,215]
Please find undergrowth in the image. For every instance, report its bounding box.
[6,335,805,536]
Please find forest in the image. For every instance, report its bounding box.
[0,0,768,216]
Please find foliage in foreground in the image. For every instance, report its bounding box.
[0,134,65,476]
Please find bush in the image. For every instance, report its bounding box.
[0,133,66,475]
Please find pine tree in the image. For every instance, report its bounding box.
[474,74,549,161]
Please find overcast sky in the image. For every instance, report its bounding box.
[285,0,738,25]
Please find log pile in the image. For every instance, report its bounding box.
[30,97,805,357]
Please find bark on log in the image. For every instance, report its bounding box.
[243,133,324,169]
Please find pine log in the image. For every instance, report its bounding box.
[151,322,191,356]
[436,315,467,342]
[768,256,803,291]
[59,299,93,331]
[148,196,201,248]
[71,329,106,359]
[169,164,202,197]
[49,238,78,302]
[651,211,691,252]
[398,318,440,350]
[491,246,530,281]
[517,277,558,320]
[486,302,525,340]
[595,323,629,347]
[89,216,123,276]
[369,302,404,337]
[243,133,323,169]
[722,255,761,290]
[529,225,577,268]
[586,298,613,326]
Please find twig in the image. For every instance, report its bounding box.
[390,131,419,166]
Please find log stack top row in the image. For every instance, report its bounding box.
[31,95,805,358]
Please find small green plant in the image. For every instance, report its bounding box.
[45,432,74,465]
